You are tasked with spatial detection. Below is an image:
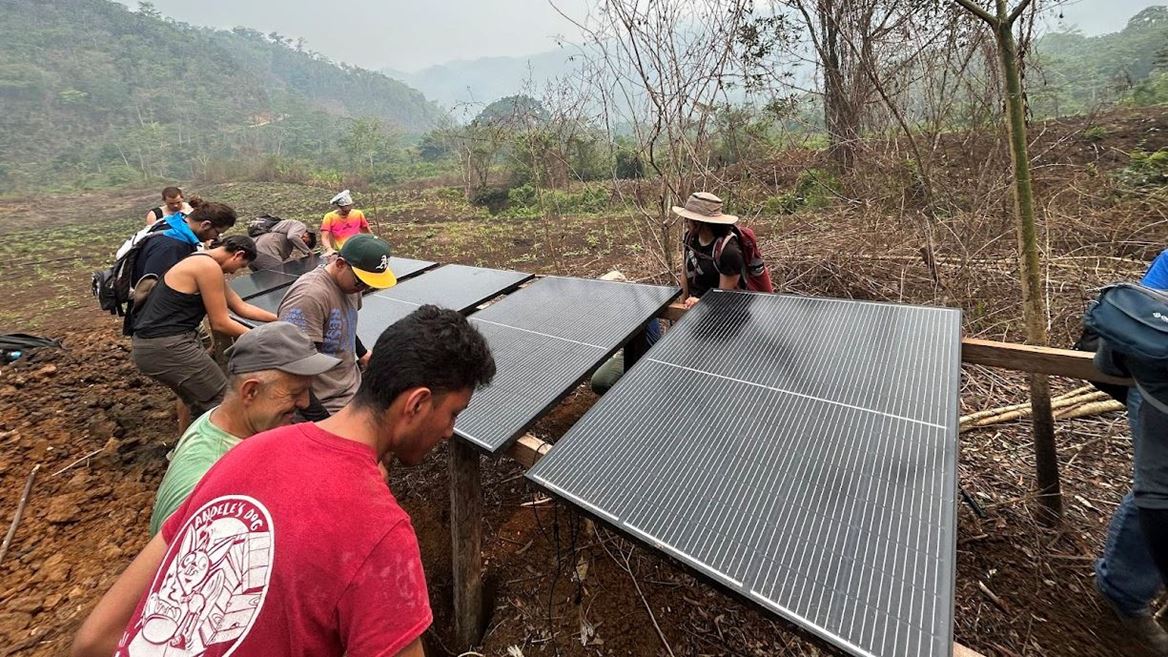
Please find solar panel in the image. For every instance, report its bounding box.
[355,265,532,348]
[228,270,298,300]
[233,257,440,325]
[275,254,323,277]
[385,256,439,281]
[527,291,961,657]
[370,264,532,309]
[240,287,285,318]
[455,277,679,454]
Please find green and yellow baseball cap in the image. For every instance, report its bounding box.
[339,234,397,289]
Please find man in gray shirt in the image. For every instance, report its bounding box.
[251,219,315,271]
[278,234,397,415]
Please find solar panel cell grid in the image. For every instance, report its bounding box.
[384,256,439,281]
[455,277,680,454]
[527,291,960,657]
[370,264,532,311]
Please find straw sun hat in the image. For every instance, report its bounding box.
[671,192,738,225]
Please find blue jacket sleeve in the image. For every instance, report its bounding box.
[1142,250,1168,290]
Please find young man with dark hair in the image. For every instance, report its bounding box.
[72,305,495,657]
[145,186,194,225]
[278,234,397,416]
[128,200,239,316]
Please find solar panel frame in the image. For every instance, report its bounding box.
[526,291,961,657]
[454,276,680,455]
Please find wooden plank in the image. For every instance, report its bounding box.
[449,440,484,648]
[953,642,989,657]
[961,338,1130,385]
[655,302,1129,385]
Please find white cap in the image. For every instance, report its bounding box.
[330,189,353,207]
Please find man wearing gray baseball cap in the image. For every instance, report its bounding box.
[148,321,340,534]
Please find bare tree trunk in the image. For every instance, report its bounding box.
[995,6,1060,524]
[952,0,1058,524]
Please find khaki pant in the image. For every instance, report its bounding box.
[132,331,227,418]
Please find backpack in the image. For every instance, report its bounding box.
[1071,324,1129,403]
[1085,284,1168,363]
[1085,283,1168,413]
[91,221,169,316]
[247,214,282,238]
[712,226,774,293]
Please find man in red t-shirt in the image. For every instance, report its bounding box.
[72,306,496,657]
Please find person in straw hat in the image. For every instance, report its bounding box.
[675,191,743,308]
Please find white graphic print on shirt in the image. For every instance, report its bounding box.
[118,496,274,657]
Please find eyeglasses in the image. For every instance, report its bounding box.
[349,266,369,291]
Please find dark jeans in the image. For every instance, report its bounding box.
[1097,389,1167,615]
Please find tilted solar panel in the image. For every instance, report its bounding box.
[355,265,532,348]
[274,254,323,277]
[232,256,439,326]
[228,270,298,300]
[369,264,532,310]
[527,291,961,657]
[384,256,439,281]
[455,276,679,454]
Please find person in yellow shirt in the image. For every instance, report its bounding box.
[320,189,371,253]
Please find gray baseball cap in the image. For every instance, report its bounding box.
[226,321,341,376]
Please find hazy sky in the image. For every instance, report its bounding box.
[116,0,1162,72]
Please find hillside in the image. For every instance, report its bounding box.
[1032,5,1168,115]
[0,0,447,191]
[387,6,1168,124]
[386,48,582,118]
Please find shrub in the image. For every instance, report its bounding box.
[1082,125,1109,142]
[1118,148,1168,191]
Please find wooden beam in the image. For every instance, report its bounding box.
[449,440,484,648]
[961,338,1130,385]
[655,303,1129,385]
[658,301,688,322]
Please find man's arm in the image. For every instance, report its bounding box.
[71,533,168,657]
[145,209,159,225]
[321,215,336,252]
[224,285,278,323]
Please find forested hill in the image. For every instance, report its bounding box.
[1032,6,1168,116]
[0,0,446,191]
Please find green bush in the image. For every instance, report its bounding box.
[762,168,841,215]
[1082,125,1109,142]
[1117,147,1168,191]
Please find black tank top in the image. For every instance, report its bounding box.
[132,255,212,338]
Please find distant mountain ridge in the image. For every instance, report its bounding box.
[385,49,584,119]
[0,0,447,190]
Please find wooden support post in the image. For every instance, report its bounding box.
[449,440,484,649]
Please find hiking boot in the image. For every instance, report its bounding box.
[1117,612,1168,655]
[1097,581,1168,654]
